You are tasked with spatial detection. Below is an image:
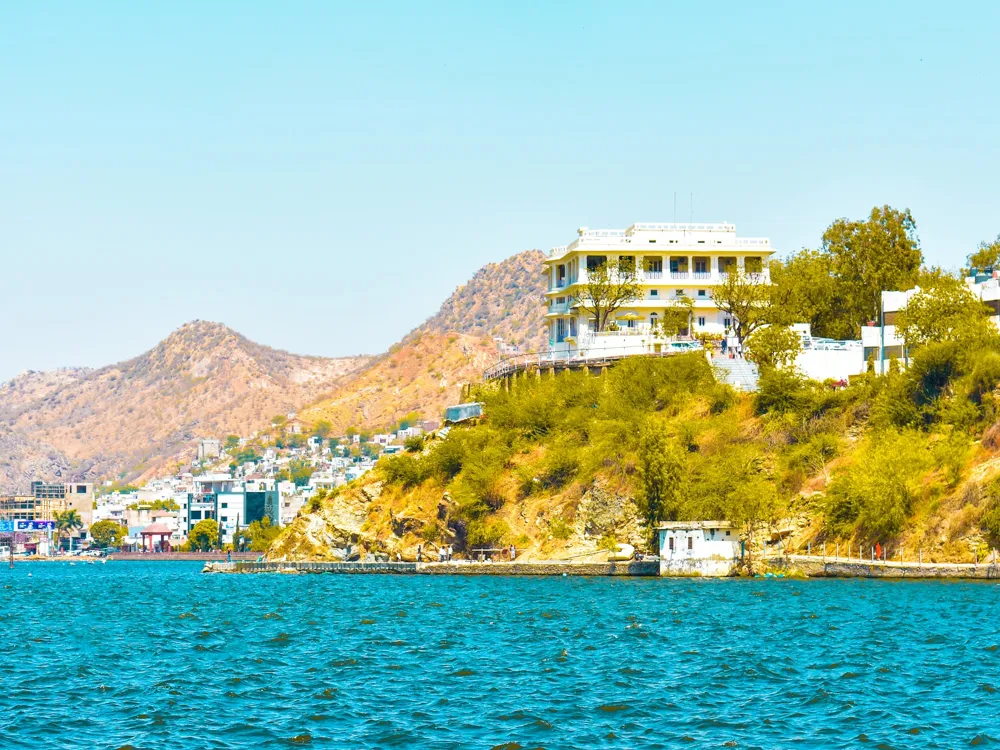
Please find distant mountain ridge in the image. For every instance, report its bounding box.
[0,321,369,491]
[0,249,551,490]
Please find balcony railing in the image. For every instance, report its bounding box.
[670,271,690,279]
[644,270,663,280]
[693,271,711,280]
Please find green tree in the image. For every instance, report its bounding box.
[89,520,125,548]
[237,516,281,552]
[713,267,771,344]
[55,510,83,551]
[224,435,240,451]
[822,205,922,333]
[189,519,220,551]
[744,325,803,371]
[637,421,684,537]
[271,415,287,427]
[968,233,1000,271]
[657,295,694,338]
[312,420,332,439]
[576,258,642,332]
[895,275,998,351]
[769,250,852,338]
[728,475,783,570]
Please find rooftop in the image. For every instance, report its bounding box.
[656,520,733,530]
[549,222,772,259]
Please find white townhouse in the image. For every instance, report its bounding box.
[861,269,1000,375]
[543,222,774,357]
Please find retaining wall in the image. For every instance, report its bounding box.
[204,560,660,576]
[771,556,1000,580]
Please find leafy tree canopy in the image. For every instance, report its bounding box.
[90,520,125,548]
[189,519,219,552]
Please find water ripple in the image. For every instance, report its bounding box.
[1,565,999,748]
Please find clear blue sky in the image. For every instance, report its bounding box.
[2,2,998,380]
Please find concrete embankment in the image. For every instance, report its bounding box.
[770,555,1000,580]
[203,560,660,576]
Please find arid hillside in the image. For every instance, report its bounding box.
[407,249,548,352]
[299,332,496,433]
[0,321,369,490]
[299,249,549,432]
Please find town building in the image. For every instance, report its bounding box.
[197,438,222,461]
[544,222,774,357]
[657,521,741,577]
[861,271,1000,375]
[29,481,94,528]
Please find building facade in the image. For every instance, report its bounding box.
[657,521,741,577]
[544,222,774,357]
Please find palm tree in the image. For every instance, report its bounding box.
[55,510,83,553]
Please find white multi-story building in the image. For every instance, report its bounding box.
[544,222,774,357]
[861,271,1000,375]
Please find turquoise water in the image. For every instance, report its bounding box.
[2,564,999,749]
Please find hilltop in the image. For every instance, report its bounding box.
[406,249,548,352]
[0,321,369,490]
[298,250,548,433]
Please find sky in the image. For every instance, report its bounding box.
[2,1,999,381]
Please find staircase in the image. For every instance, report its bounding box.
[713,357,760,391]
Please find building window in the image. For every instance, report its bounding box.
[221,516,228,523]
[697,317,706,327]
[668,537,674,551]
[650,290,658,297]
[698,289,706,297]
[724,317,731,327]
[694,259,707,273]
[675,289,684,297]
[648,239,656,243]
[688,537,693,550]
[221,503,228,509]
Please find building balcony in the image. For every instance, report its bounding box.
[643,270,664,280]
[670,271,690,280]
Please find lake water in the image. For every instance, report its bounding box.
[1,563,999,749]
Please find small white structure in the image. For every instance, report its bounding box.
[657,521,741,577]
[791,323,865,382]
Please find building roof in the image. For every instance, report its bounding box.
[140,522,173,535]
[656,520,732,530]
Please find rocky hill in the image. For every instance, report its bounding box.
[271,354,1000,566]
[299,332,496,433]
[407,249,548,352]
[0,249,552,490]
[298,249,550,433]
[0,321,369,490]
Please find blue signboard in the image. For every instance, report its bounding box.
[0,520,55,532]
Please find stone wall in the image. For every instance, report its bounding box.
[771,556,1000,580]
[660,558,736,577]
[205,560,660,576]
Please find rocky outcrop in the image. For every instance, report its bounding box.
[575,481,646,548]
